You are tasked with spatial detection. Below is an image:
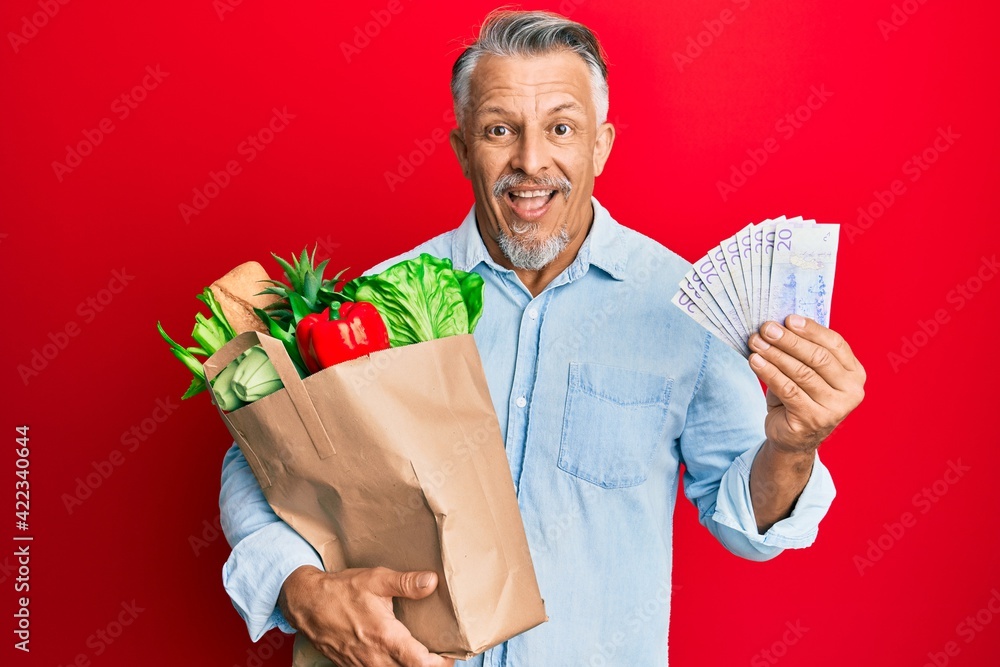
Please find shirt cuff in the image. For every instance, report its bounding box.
[712,440,836,552]
[222,520,324,641]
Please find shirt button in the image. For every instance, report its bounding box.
[527,308,538,320]
[515,396,527,408]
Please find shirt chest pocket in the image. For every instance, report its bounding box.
[557,362,674,489]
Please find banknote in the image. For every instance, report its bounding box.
[677,269,748,353]
[696,253,749,341]
[750,218,777,328]
[709,232,750,335]
[755,217,783,331]
[671,290,745,353]
[721,224,753,329]
[735,223,756,330]
[671,216,840,357]
[767,221,840,327]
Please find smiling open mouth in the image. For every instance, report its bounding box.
[506,189,557,218]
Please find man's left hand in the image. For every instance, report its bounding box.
[748,314,866,454]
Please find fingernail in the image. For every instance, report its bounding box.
[751,335,770,351]
[764,323,783,340]
[788,314,806,330]
[417,573,434,588]
[750,353,766,368]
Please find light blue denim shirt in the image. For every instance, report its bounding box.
[220,197,835,666]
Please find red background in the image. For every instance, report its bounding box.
[3,0,999,665]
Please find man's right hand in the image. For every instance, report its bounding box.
[278,565,456,667]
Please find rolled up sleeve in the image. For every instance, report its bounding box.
[220,442,323,640]
[712,440,836,552]
[679,334,836,561]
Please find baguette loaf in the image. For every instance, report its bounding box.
[210,261,280,334]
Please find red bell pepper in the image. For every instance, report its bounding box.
[296,311,325,374]
[295,302,390,372]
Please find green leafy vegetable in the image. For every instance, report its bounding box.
[195,288,236,340]
[231,346,283,402]
[191,312,229,356]
[348,254,485,347]
[454,268,485,332]
[254,306,309,377]
[158,321,212,399]
[211,356,246,411]
[158,287,238,400]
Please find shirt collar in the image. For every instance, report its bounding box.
[450,195,627,281]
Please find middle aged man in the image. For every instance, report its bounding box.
[220,9,865,667]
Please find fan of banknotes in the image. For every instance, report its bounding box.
[670,216,840,357]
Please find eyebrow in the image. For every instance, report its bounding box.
[546,101,586,116]
[474,101,587,118]
[475,105,510,118]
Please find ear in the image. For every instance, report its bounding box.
[449,128,471,180]
[592,121,616,177]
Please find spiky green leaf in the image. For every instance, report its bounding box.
[254,307,308,373]
[303,271,320,305]
[182,375,207,399]
[272,253,300,289]
[158,321,207,380]
[287,292,314,322]
[192,312,230,354]
[195,288,237,340]
[315,258,330,281]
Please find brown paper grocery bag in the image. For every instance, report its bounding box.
[204,332,547,662]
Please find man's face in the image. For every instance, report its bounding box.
[450,50,614,271]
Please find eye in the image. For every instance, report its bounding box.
[488,126,509,137]
[553,123,571,136]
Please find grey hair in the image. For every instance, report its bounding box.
[450,9,610,130]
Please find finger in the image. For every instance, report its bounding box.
[352,652,403,667]
[751,333,838,406]
[380,620,449,667]
[783,314,860,372]
[313,643,375,667]
[422,653,455,667]
[351,652,396,667]
[749,352,819,414]
[753,324,849,396]
[365,567,439,600]
[765,387,782,409]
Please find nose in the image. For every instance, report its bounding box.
[510,125,552,177]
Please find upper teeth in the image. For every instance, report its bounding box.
[511,190,553,198]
